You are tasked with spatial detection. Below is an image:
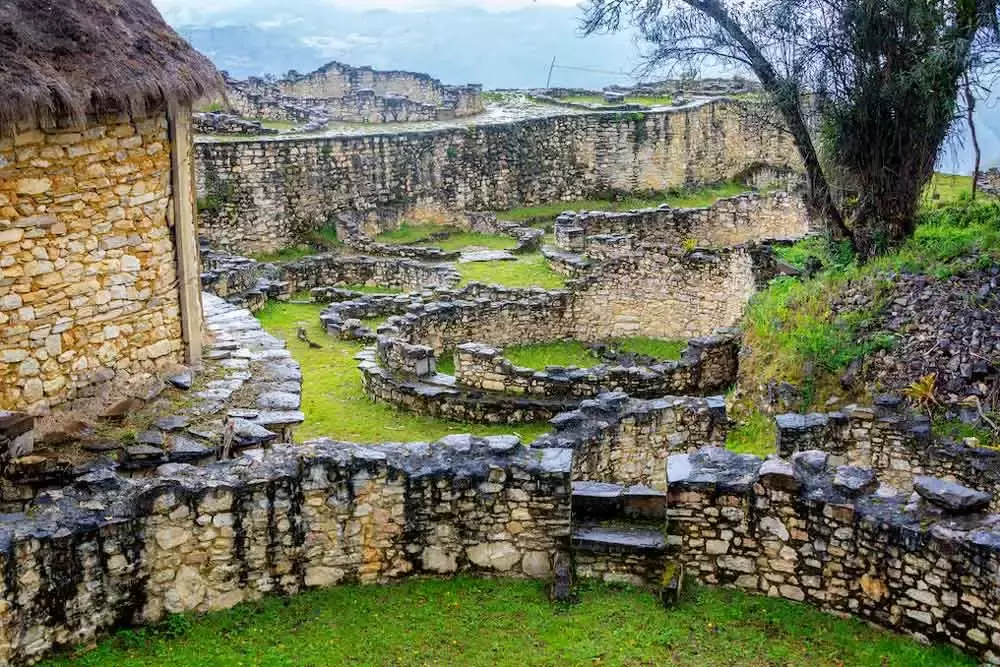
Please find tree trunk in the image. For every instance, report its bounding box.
[686,0,855,250]
[964,74,981,200]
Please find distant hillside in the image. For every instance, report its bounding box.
[157,0,997,173]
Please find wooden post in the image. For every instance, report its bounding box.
[168,104,204,366]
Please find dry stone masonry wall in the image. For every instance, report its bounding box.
[0,114,185,413]
[666,447,1000,663]
[0,437,570,665]
[776,397,1000,510]
[195,101,800,254]
[554,190,813,253]
[224,63,483,126]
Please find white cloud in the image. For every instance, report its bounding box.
[154,0,580,21]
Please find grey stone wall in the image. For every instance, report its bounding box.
[279,254,461,294]
[195,101,800,254]
[775,398,1000,510]
[554,190,813,253]
[0,437,571,665]
[667,447,1000,663]
[453,332,738,399]
[534,392,728,490]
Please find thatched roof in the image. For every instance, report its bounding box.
[0,0,221,134]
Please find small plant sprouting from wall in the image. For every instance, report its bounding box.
[446,146,459,160]
[197,171,236,216]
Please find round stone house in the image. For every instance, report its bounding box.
[0,0,220,413]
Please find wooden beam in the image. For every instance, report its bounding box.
[168,105,204,366]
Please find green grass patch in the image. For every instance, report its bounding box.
[505,341,599,369]
[375,225,517,252]
[726,410,778,456]
[499,181,753,223]
[257,119,298,131]
[614,336,687,360]
[255,302,549,443]
[40,577,972,667]
[499,338,687,370]
[252,225,342,263]
[560,94,674,106]
[459,254,566,289]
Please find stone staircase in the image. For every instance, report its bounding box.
[570,480,683,603]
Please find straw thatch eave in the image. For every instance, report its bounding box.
[0,0,221,136]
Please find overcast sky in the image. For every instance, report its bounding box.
[154,0,581,18]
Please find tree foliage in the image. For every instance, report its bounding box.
[582,0,1000,258]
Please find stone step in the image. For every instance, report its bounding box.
[570,524,668,556]
[572,481,667,522]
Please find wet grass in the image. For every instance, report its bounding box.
[458,253,566,289]
[499,181,753,224]
[502,338,687,370]
[41,577,973,667]
[255,301,550,444]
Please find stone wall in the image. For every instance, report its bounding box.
[0,113,186,413]
[554,190,812,253]
[195,100,801,254]
[667,447,1000,663]
[223,62,483,127]
[534,392,728,490]
[278,253,461,294]
[453,331,738,399]
[570,245,774,339]
[775,398,1000,510]
[0,437,571,665]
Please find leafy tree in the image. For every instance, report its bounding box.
[582,0,1000,258]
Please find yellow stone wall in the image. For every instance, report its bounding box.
[0,113,184,412]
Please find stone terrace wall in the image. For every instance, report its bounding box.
[0,437,571,665]
[278,253,461,294]
[0,113,184,413]
[195,101,800,254]
[776,398,1000,510]
[454,331,738,399]
[555,190,812,253]
[534,392,728,490]
[224,63,483,127]
[571,245,774,339]
[668,447,1000,663]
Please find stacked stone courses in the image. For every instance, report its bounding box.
[0,115,184,412]
[195,100,800,254]
[554,190,813,253]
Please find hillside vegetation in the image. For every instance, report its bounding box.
[735,180,1000,448]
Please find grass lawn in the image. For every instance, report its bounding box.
[252,226,342,264]
[256,302,550,443]
[40,577,972,667]
[375,224,517,252]
[459,253,566,289]
[561,94,674,106]
[501,338,687,370]
[499,181,753,223]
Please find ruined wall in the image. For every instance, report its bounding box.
[0,438,571,665]
[0,114,185,413]
[279,254,461,294]
[775,399,1000,510]
[534,393,728,490]
[195,101,800,254]
[223,63,484,127]
[571,245,772,339]
[453,333,738,399]
[667,447,1000,663]
[554,190,812,253]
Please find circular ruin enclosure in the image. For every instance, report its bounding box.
[354,271,757,423]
